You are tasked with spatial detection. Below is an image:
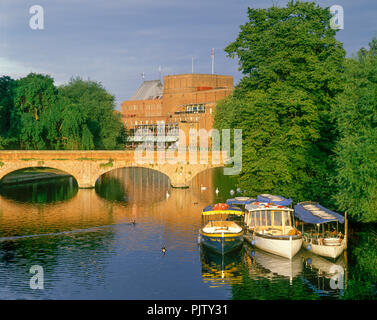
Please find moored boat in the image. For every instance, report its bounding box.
[257,194,293,207]
[244,197,303,259]
[294,202,347,260]
[199,203,244,254]
[226,197,255,210]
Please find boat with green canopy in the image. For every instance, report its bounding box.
[294,202,347,259]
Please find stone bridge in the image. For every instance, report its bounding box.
[0,150,227,188]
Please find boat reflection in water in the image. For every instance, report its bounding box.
[199,244,243,288]
[243,242,303,284]
[301,250,347,297]
[242,241,347,298]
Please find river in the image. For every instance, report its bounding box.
[0,167,375,299]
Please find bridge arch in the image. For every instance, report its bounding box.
[0,164,79,186]
[96,165,172,185]
[0,150,227,189]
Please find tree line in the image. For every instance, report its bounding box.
[214,1,377,223]
[0,74,127,150]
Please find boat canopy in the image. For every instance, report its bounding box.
[202,204,243,216]
[226,197,255,206]
[294,202,345,224]
[257,194,292,206]
[245,202,293,212]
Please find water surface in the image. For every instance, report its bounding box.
[0,168,375,299]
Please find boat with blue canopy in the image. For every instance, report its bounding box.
[199,203,244,254]
[226,197,255,210]
[244,201,302,259]
[294,202,347,259]
[257,194,293,207]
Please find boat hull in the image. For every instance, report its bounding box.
[303,239,345,260]
[245,230,302,259]
[200,230,244,254]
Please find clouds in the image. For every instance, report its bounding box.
[0,0,376,109]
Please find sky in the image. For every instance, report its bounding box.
[1,0,376,109]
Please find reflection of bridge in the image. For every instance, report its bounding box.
[0,150,226,188]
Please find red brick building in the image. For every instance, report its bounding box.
[121,73,233,147]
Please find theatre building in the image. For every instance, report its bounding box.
[121,73,233,148]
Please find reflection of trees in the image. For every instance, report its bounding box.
[342,226,377,299]
[95,175,127,203]
[211,167,238,201]
[97,168,169,205]
[0,176,78,204]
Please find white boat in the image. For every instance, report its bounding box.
[244,198,303,259]
[294,202,347,260]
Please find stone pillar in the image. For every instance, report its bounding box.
[169,173,190,188]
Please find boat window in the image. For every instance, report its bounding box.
[249,212,255,227]
[273,211,283,226]
[255,211,260,226]
[283,211,291,226]
[266,211,272,226]
[261,210,267,226]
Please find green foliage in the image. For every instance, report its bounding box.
[333,39,377,222]
[100,158,114,168]
[57,77,126,150]
[0,76,17,148]
[12,73,58,149]
[0,74,127,150]
[342,228,377,299]
[215,1,345,204]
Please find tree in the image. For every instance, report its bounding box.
[333,39,377,222]
[215,1,345,204]
[0,76,17,149]
[12,73,58,149]
[58,78,127,150]
[1,73,127,150]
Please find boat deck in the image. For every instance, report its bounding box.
[202,221,242,234]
